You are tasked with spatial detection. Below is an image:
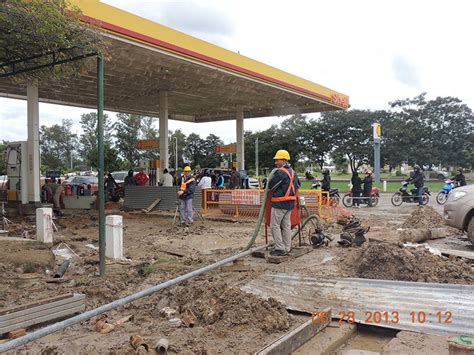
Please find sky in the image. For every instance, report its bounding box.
[2,0,474,143]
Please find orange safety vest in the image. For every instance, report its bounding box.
[180,177,195,191]
[271,167,297,202]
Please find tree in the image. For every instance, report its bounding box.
[0,0,106,81]
[114,113,144,167]
[200,134,223,168]
[184,133,206,167]
[40,119,77,171]
[319,110,378,173]
[0,141,8,175]
[78,112,120,169]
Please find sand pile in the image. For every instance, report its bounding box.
[402,206,445,229]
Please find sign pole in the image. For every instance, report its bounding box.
[255,137,259,178]
[373,123,381,184]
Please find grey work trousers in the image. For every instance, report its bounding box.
[271,207,292,252]
[180,198,193,225]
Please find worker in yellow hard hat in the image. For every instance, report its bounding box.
[178,166,196,226]
[267,150,300,257]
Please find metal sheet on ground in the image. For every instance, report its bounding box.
[241,274,474,336]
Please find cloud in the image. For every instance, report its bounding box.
[392,56,421,88]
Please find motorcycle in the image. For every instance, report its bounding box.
[342,187,380,207]
[436,179,455,205]
[311,181,340,206]
[391,181,430,206]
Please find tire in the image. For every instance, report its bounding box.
[422,193,430,205]
[436,192,448,205]
[371,195,379,207]
[467,217,474,244]
[391,192,403,206]
[342,194,352,207]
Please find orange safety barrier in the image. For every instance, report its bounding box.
[202,189,338,221]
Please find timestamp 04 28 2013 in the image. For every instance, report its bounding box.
[311,310,453,326]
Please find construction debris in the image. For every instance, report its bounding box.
[130,335,149,352]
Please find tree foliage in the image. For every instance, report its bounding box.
[0,0,107,81]
[40,119,77,171]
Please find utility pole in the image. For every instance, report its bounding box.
[373,122,381,184]
[174,136,178,171]
[255,137,259,177]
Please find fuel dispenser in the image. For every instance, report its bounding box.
[5,142,28,204]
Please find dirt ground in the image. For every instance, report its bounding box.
[0,196,472,354]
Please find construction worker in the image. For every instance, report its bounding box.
[178,166,196,226]
[268,150,300,256]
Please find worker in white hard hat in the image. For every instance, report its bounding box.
[178,166,196,226]
[267,150,300,256]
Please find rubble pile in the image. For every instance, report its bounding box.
[354,243,474,284]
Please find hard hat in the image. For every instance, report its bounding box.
[273,149,290,160]
[184,166,192,172]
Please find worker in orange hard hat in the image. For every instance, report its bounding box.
[267,150,300,257]
[178,166,196,226]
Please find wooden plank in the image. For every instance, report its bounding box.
[0,294,85,322]
[256,308,331,354]
[0,294,73,316]
[141,197,161,213]
[0,298,84,326]
[0,304,85,334]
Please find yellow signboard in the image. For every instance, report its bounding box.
[215,144,237,154]
[137,139,160,150]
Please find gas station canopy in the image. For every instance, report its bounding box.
[0,0,349,122]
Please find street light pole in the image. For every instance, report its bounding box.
[174,136,178,171]
[255,137,259,177]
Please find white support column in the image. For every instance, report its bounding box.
[236,107,244,170]
[105,215,123,259]
[159,90,169,173]
[36,208,53,243]
[27,84,40,203]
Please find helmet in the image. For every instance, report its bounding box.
[184,166,192,172]
[414,165,420,171]
[273,149,290,160]
[458,168,463,173]
[322,169,330,175]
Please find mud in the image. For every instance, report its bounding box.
[402,206,446,229]
[353,242,474,283]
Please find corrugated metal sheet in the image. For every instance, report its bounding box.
[124,186,202,211]
[242,274,474,336]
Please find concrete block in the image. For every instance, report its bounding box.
[106,215,123,259]
[36,208,53,243]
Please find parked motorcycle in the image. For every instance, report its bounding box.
[311,181,340,206]
[436,179,455,205]
[342,187,380,207]
[391,181,430,206]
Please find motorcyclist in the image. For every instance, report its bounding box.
[452,168,466,187]
[351,171,362,207]
[321,169,331,192]
[407,165,424,206]
[362,171,373,207]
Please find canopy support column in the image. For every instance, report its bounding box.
[236,107,244,170]
[27,84,40,203]
[159,90,169,172]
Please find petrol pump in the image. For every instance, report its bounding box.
[5,142,28,204]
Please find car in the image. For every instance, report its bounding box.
[111,171,129,186]
[63,175,99,193]
[444,184,474,244]
[425,169,448,181]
